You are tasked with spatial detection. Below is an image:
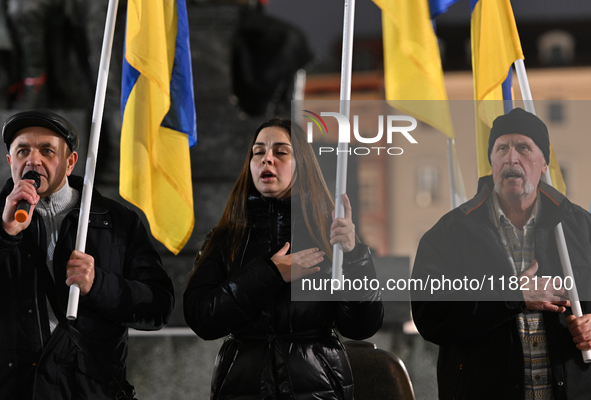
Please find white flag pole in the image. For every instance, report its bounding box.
[446,138,467,209]
[446,139,458,209]
[66,0,120,320]
[514,58,591,363]
[331,0,356,284]
[293,69,307,128]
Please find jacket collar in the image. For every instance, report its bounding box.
[246,193,291,213]
[65,175,109,214]
[458,175,572,228]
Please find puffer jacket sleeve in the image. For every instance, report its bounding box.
[78,204,175,331]
[335,244,384,340]
[183,250,286,340]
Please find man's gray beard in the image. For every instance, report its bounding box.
[494,175,535,198]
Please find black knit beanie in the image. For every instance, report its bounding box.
[487,108,550,164]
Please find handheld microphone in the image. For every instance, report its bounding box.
[14,171,41,223]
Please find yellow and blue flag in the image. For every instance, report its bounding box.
[120,0,197,254]
[471,0,564,194]
[374,0,466,206]
[471,0,522,176]
[373,0,454,139]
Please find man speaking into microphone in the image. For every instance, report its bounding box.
[0,110,174,399]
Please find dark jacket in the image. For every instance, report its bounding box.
[0,175,175,400]
[411,176,591,400]
[184,194,383,400]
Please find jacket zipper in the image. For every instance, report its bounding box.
[239,227,252,269]
[269,199,278,249]
[316,352,346,400]
[34,218,44,350]
[31,217,44,400]
[33,270,44,350]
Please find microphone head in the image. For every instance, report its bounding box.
[22,170,41,190]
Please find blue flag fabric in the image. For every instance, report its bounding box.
[429,0,461,18]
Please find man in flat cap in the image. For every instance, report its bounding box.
[0,110,174,399]
[411,108,591,400]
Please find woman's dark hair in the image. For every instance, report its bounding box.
[193,117,334,275]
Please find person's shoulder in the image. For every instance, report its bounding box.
[83,185,140,222]
[420,189,492,248]
[67,176,131,214]
[422,207,466,238]
[96,194,140,221]
[539,181,591,222]
[564,201,591,224]
[436,193,489,227]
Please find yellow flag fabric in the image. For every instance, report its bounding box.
[374,0,454,139]
[471,0,523,109]
[374,0,466,206]
[472,0,523,177]
[120,0,195,254]
[471,0,565,194]
[547,146,565,194]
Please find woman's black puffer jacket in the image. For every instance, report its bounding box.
[184,194,383,400]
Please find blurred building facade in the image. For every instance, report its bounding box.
[305,25,591,264]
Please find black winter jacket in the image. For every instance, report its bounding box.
[0,175,175,400]
[411,176,591,400]
[184,194,383,400]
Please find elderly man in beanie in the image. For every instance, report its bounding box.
[411,108,591,400]
[0,110,174,399]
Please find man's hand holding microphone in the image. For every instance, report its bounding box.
[2,170,40,236]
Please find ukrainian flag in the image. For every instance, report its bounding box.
[374,0,466,206]
[471,0,564,195]
[471,0,523,178]
[374,0,454,139]
[120,0,197,254]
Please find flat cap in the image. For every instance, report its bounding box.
[2,110,79,152]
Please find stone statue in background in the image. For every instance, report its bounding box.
[0,0,13,109]
[5,0,96,109]
[4,0,126,182]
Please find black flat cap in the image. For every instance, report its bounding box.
[2,110,79,152]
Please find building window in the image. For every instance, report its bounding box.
[538,31,575,66]
[548,102,564,123]
[415,166,439,208]
[464,38,472,66]
[438,38,446,61]
[359,167,379,212]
